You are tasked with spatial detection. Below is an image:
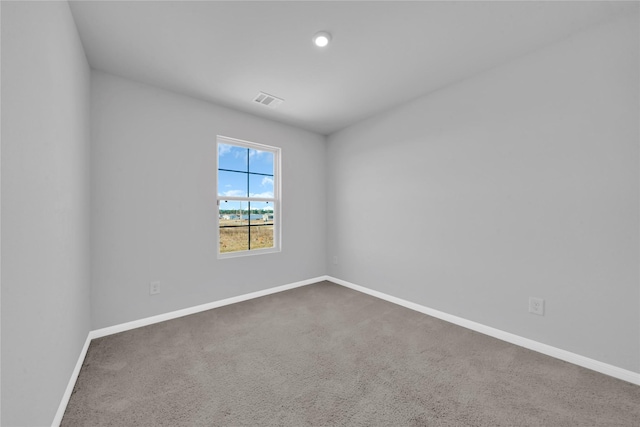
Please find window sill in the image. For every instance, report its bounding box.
[217,247,281,260]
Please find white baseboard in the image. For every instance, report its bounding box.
[91,276,327,339]
[51,333,92,427]
[326,276,640,386]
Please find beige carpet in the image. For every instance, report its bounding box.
[62,281,639,426]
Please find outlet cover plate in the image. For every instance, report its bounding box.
[150,281,161,295]
[529,297,544,315]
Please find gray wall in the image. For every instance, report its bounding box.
[90,71,326,329]
[1,2,92,425]
[326,15,639,373]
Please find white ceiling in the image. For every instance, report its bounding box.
[69,1,632,135]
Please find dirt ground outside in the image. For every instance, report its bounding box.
[219,219,274,253]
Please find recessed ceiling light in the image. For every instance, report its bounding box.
[313,31,331,48]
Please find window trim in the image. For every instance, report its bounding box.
[216,135,281,259]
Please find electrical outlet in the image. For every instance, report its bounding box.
[333,256,338,265]
[529,297,544,316]
[150,281,160,295]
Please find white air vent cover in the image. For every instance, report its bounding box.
[253,92,284,108]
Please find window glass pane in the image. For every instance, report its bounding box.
[218,144,248,172]
[249,174,274,198]
[248,201,274,225]
[220,226,249,253]
[219,200,249,221]
[249,201,274,250]
[218,170,247,197]
[248,149,274,175]
[250,224,274,250]
[219,200,249,253]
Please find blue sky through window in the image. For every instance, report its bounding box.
[218,143,274,198]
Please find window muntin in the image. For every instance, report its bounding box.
[217,136,280,258]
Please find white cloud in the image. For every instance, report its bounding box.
[218,144,232,157]
[248,191,274,198]
[261,176,274,187]
[221,189,245,197]
[249,149,266,159]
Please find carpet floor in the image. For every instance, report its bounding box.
[62,281,640,426]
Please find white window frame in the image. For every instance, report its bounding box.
[216,135,281,259]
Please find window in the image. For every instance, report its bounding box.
[216,136,280,258]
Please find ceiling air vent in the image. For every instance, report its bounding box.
[253,92,284,109]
